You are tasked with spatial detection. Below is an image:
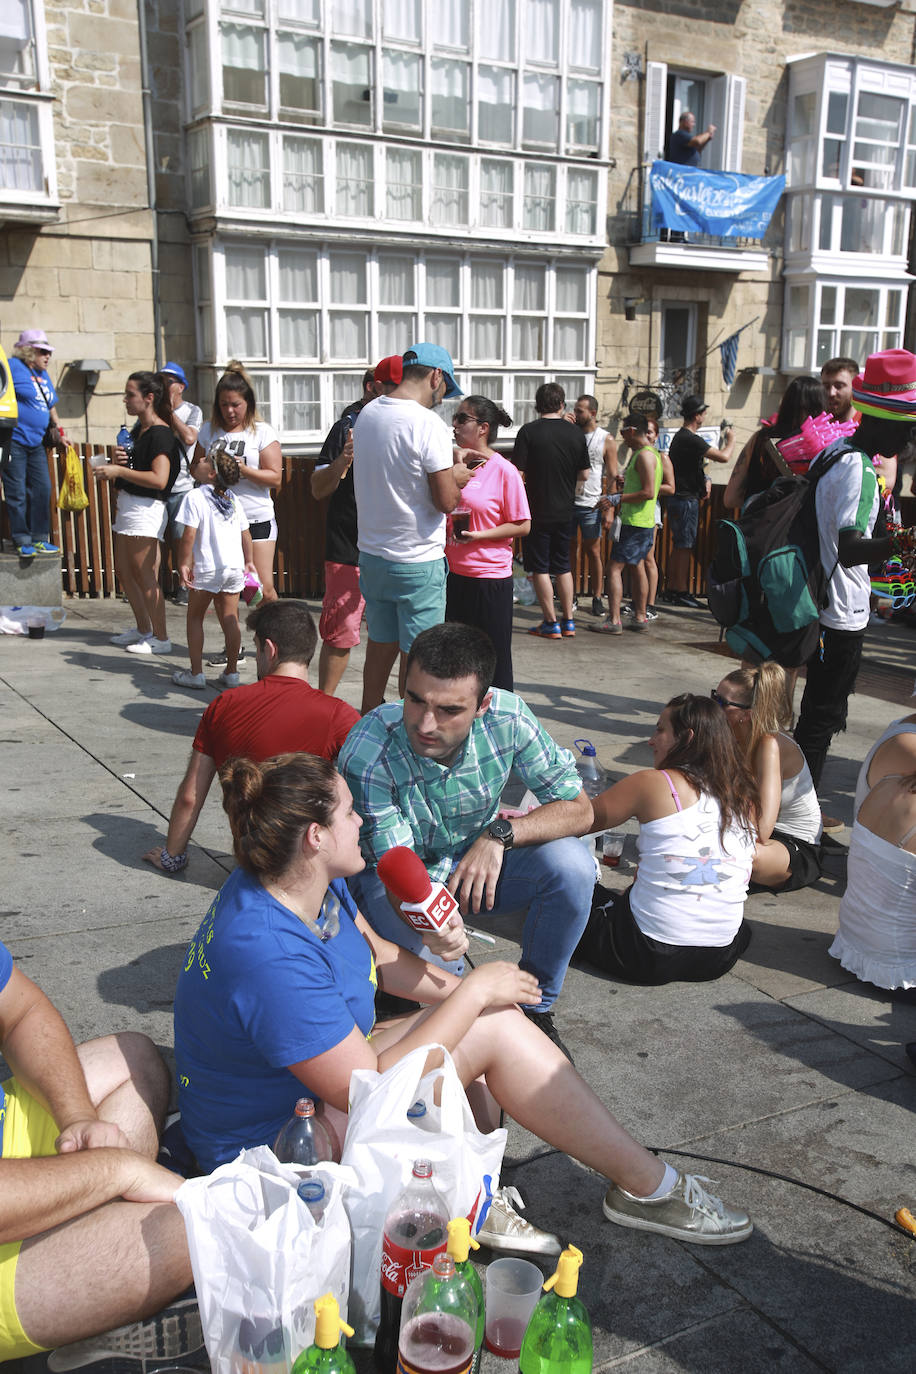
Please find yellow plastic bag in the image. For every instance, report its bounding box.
[58,443,89,512]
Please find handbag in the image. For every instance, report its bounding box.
[340,1043,506,1343]
[58,443,89,512]
[175,1146,353,1373]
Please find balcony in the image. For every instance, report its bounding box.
[628,161,781,274]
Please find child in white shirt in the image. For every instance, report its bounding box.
[171,442,256,690]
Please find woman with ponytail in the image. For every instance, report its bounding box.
[715,661,823,891]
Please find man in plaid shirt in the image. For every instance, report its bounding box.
[340,622,594,1050]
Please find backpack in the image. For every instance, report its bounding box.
[707,442,853,667]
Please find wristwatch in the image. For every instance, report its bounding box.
[486,818,515,850]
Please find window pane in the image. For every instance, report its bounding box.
[282,137,323,213]
[329,311,368,357]
[840,197,888,254]
[787,284,809,326]
[512,318,544,361]
[820,286,836,325]
[523,74,559,149]
[470,317,503,360]
[514,264,545,311]
[328,0,371,38]
[379,255,415,305]
[332,43,372,125]
[279,0,319,20]
[378,312,417,355]
[526,0,558,63]
[227,129,270,207]
[553,319,585,361]
[569,0,600,69]
[384,0,421,41]
[221,23,266,106]
[437,0,468,50]
[424,314,460,358]
[194,245,211,303]
[514,375,538,423]
[279,248,318,301]
[556,265,587,312]
[226,308,267,358]
[470,375,504,406]
[247,373,272,425]
[0,0,35,84]
[427,259,460,307]
[845,286,879,327]
[225,244,266,298]
[566,168,597,235]
[472,262,503,309]
[431,153,469,225]
[0,99,41,192]
[188,24,210,113]
[567,80,599,150]
[479,67,514,144]
[822,91,847,180]
[282,374,320,431]
[386,148,421,220]
[792,91,817,138]
[330,252,367,301]
[189,128,211,208]
[279,310,319,357]
[853,91,904,188]
[333,372,362,414]
[383,51,422,129]
[336,141,373,216]
[480,158,513,228]
[886,290,903,327]
[523,163,556,231]
[480,0,514,61]
[431,59,469,140]
[278,32,320,115]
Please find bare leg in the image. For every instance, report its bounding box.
[606,560,625,625]
[530,572,555,624]
[126,536,167,640]
[184,590,212,676]
[554,571,574,621]
[361,638,399,714]
[630,560,649,622]
[114,536,152,636]
[668,546,689,594]
[213,591,242,673]
[252,540,278,603]
[645,532,659,608]
[751,838,793,888]
[319,643,350,695]
[396,650,409,700]
[583,537,602,599]
[76,1032,170,1156]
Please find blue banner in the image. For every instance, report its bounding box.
[649,161,786,239]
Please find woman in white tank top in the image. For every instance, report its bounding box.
[716,661,822,893]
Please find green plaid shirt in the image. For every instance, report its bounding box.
[339,689,582,884]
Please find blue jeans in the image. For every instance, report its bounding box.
[348,836,595,1010]
[1,440,51,545]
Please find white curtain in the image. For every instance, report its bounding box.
[567,79,598,147]
[283,374,320,432]
[329,311,368,358]
[386,149,421,220]
[480,159,513,227]
[438,0,468,49]
[512,318,544,362]
[279,31,317,77]
[282,137,322,213]
[470,375,503,403]
[0,100,40,191]
[469,317,503,360]
[383,0,420,41]
[478,66,513,143]
[225,244,266,300]
[471,261,503,310]
[328,0,371,38]
[479,0,514,60]
[513,264,545,311]
[431,59,468,135]
[423,314,460,359]
[227,131,270,208]
[379,254,415,306]
[278,0,319,21]
[226,308,266,359]
[378,312,417,355]
[383,51,421,127]
[566,168,596,235]
[329,252,367,303]
[556,265,587,313]
[523,164,555,231]
[523,73,559,148]
[426,258,460,307]
[569,0,600,69]
[431,154,469,225]
[553,319,585,362]
[279,309,319,358]
[525,0,557,63]
[336,141,372,216]
[279,248,317,302]
[221,23,262,68]
[332,42,371,124]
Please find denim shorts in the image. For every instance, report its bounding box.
[358,552,446,651]
[572,505,602,541]
[666,495,699,550]
[611,523,655,566]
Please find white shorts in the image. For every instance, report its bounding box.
[190,569,245,596]
[114,492,168,540]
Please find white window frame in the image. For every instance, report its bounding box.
[643,60,746,172]
[0,0,57,211]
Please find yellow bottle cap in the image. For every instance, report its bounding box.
[542,1244,583,1299]
[314,1293,354,1349]
[446,1216,480,1263]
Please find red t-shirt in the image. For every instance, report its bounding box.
[193,675,360,766]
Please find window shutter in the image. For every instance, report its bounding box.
[723,74,746,171]
[643,61,667,163]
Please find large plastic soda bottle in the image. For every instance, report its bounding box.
[116,424,134,460]
[396,1252,477,1374]
[291,1293,356,1374]
[273,1097,334,1166]
[518,1244,592,1374]
[374,1160,450,1373]
[445,1218,483,1374]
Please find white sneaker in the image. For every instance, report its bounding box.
[476,1185,561,1256]
[217,670,240,688]
[172,669,206,689]
[126,636,172,655]
[110,627,150,646]
[47,1296,203,1370]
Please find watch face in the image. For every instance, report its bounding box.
[489,819,514,846]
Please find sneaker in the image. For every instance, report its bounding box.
[126,636,172,655]
[590,595,604,617]
[528,620,562,638]
[522,1006,574,1062]
[206,646,246,667]
[33,541,61,555]
[110,628,151,647]
[588,619,622,635]
[645,606,659,621]
[15,543,37,558]
[172,587,189,606]
[628,618,648,632]
[603,1171,753,1246]
[477,1185,562,1257]
[47,1296,204,1371]
[560,618,576,637]
[620,603,634,618]
[679,593,703,609]
[217,670,240,688]
[172,669,206,690]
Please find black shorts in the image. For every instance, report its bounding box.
[766,829,823,893]
[522,520,575,576]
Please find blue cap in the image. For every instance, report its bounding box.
[160,361,188,388]
[402,342,462,399]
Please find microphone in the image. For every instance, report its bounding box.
[376,846,459,934]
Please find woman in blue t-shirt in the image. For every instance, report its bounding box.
[4,328,63,558]
[173,751,752,1245]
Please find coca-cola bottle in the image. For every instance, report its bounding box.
[374,1160,449,1373]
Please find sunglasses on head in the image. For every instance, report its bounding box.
[710,688,752,710]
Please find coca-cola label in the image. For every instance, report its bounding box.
[380,1236,447,1296]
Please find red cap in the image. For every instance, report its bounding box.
[374,355,403,386]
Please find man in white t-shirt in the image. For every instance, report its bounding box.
[160,361,202,606]
[794,349,916,798]
[352,342,472,713]
[573,394,617,616]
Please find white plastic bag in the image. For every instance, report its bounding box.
[0,606,66,635]
[340,1044,506,1344]
[176,1146,353,1373]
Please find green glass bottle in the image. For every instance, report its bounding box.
[291,1293,357,1374]
[397,1251,477,1374]
[446,1218,484,1374]
[518,1244,592,1374]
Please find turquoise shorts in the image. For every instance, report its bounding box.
[0,1079,59,1356]
[358,553,446,652]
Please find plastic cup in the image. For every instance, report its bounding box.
[27,620,45,640]
[484,1257,543,1358]
[88,453,109,468]
[601,831,626,867]
[451,508,471,540]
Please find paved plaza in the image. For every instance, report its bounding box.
[2,594,915,1372]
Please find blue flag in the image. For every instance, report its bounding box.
[720,332,741,388]
[650,162,786,239]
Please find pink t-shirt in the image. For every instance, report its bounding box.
[445,453,531,579]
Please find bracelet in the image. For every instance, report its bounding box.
[160,847,188,874]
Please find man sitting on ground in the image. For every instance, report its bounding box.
[144,601,360,873]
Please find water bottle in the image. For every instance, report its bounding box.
[273,1097,334,1166]
[407,1100,427,1120]
[572,739,610,858]
[518,1244,592,1374]
[374,1160,449,1373]
[116,424,134,462]
[297,1177,328,1223]
[396,1251,477,1374]
[290,1294,356,1374]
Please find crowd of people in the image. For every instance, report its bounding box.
[1,339,914,1365]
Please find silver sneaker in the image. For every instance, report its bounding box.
[477,1185,562,1256]
[47,1297,203,1370]
[602,1171,753,1245]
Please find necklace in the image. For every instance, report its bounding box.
[265,882,340,941]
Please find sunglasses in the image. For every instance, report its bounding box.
[33,348,51,356]
[710,688,752,710]
[453,412,480,426]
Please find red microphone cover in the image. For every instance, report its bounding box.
[376,846,433,903]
